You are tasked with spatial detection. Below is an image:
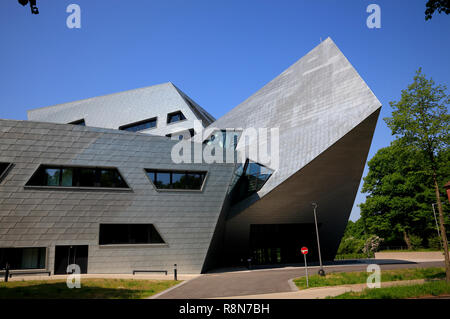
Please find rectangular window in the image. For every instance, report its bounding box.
[0,247,46,270]
[119,117,157,132]
[167,111,186,124]
[99,224,165,245]
[26,165,129,189]
[146,169,206,190]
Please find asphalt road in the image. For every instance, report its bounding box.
[156,261,445,299]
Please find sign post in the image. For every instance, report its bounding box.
[301,247,309,288]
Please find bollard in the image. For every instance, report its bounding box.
[174,264,177,281]
[4,263,10,282]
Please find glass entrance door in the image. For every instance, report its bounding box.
[54,245,88,275]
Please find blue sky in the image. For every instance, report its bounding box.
[0,1,449,221]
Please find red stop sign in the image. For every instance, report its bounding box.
[301,247,308,255]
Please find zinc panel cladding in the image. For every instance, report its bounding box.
[27,82,215,138]
[204,38,381,266]
[209,38,381,199]
[0,119,234,274]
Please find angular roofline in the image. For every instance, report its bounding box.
[27,82,174,116]
[0,118,171,140]
[210,37,381,128]
[171,83,216,126]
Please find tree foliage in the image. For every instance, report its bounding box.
[385,68,449,166]
[425,0,450,20]
[341,219,366,239]
[359,141,449,247]
[357,68,450,249]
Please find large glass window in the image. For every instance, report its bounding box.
[26,165,129,189]
[146,169,206,190]
[229,159,273,205]
[0,247,46,270]
[167,111,186,124]
[119,117,157,132]
[99,224,165,245]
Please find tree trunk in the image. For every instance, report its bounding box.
[433,173,450,283]
[403,230,412,250]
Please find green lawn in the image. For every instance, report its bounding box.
[293,267,445,289]
[328,280,450,299]
[0,278,180,299]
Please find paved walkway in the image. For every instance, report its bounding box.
[216,279,428,299]
[155,261,444,299]
[375,251,449,262]
[0,273,199,282]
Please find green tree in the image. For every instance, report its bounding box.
[359,142,447,247]
[385,68,450,281]
[341,219,367,239]
[336,219,367,255]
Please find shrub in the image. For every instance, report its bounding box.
[428,236,442,250]
[409,234,423,250]
[363,235,383,256]
[337,237,365,254]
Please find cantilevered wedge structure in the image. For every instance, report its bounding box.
[0,38,380,274]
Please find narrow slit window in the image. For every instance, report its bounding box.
[119,117,157,132]
[69,119,86,126]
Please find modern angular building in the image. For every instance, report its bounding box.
[0,38,381,274]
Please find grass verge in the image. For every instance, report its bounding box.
[0,278,180,299]
[293,267,445,289]
[328,280,450,299]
